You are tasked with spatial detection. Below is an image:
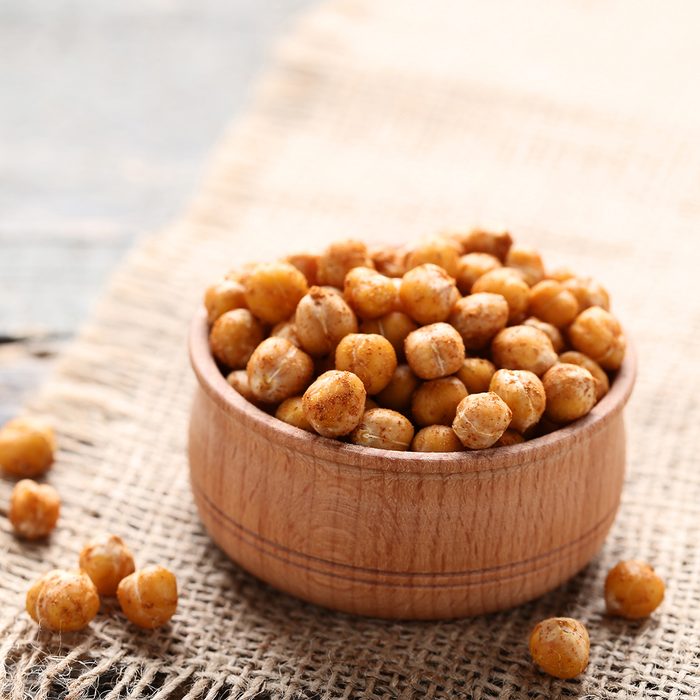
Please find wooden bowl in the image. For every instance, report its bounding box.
[188,310,636,619]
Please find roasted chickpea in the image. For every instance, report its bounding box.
[26,569,100,632]
[542,363,597,423]
[360,312,418,360]
[523,317,565,353]
[295,286,358,357]
[471,268,529,323]
[547,266,575,283]
[335,333,397,394]
[559,351,610,400]
[270,320,301,347]
[317,239,373,288]
[455,252,501,294]
[488,369,545,433]
[400,264,459,324]
[343,267,398,319]
[375,364,420,412]
[302,371,366,437]
[370,245,407,278]
[494,429,525,447]
[456,358,496,394]
[286,252,319,286]
[79,534,136,596]
[226,370,257,403]
[275,397,313,432]
[448,293,509,349]
[0,417,55,478]
[243,261,308,324]
[450,227,512,261]
[247,337,314,404]
[350,409,414,451]
[529,617,590,679]
[452,392,512,449]
[224,262,256,285]
[411,377,468,427]
[209,309,264,370]
[491,325,558,376]
[117,565,178,629]
[563,276,610,311]
[528,280,580,328]
[505,245,545,286]
[405,323,465,380]
[204,278,247,324]
[405,236,461,277]
[9,479,60,539]
[411,425,463,452]
[605,560,665,619]
[569,306,626,370]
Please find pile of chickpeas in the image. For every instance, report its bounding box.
[205,228,626,452]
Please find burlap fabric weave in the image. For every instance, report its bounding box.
[2,0,699,697]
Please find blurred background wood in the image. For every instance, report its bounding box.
[0,0,312,424]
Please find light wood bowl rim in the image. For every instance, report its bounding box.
[189,308,636,475]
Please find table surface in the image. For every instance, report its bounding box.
[0,0,312,425]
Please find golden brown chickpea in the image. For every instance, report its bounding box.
[471,268,529,323]
[452,392,512,449]
[275,397,314,432]
[350,409,414,451]
[226,370,257,403]
[405,323,465,380]
[334,333,397,395]
[270,320,301,347]
[26,569,100,632]
[399,263,459,325]
[295,286,358,357]
[286,252,319,286]
[505,245,545,286]
[204,278,247,325]
[488,369,545,433]
[494,429,525,447]
[449,228,512,261]
[546,266,576,283]
[370,245,407,278]
[411,377,468,427]
[523,317,565,353]
[563,276,610,311]
[455,252,502,294]
[0,417,55,478]
[605,560,665,619]
[243,261,308,324]
[360,312,418,360]
[491,325,558,376]
[448,293,509,350]
[224,262,256,285]
[529,617,590,679]
[528,280,580,328]
[79,534,136,596]
[9,479,60,539]
[456,358,496,394]
[542,363,597,424]
[247,337,314,404]
[302,370,366,438]
[405,236,461,277]
[411,425,463,452]
[375,364,420,413]
[343,267,398,319]
[559,351,610,401]
[317,239,374,288]
[117,565,178,629]
[569,306,626,370]
[209,309,264,370]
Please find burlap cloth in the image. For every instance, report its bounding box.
[2,0,699,697]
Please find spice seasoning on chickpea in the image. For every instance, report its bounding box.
[335,333,397,395]
[455,252,502,294]
[209,309,264,370]
[247,337,314,404]
[375,364,420,413]
[117,565,178,629]
[79,534,136,596]
[405,236,461,277]
[275,397,314,432]
[360,312,417,360]
[317,239,374,288]
[529,617,590,679]
[350,408,414,451]
[204,278,247,325]
[9,479,60,540]
[226,370,258,405]
[542,363,597,423]
[559,351,610,400]
[456,358,496,394]
[404,323,465,380]
[471,268,530,323]
[286,252,319,286]
[505,245,545,286]
[243,261,308,324]
[452,392,512,449]
[489,369,546,433]
[411,377,468,427]
[605,560,665,619]
[451,227,513,261]
[400,263,459,325]
[295,286,358,357]
[270,320,301,347]
[448,292,509,350]
[523,317,565,353]
[411,425,463,452]
[563,276,610,311]
[569,306,626,370]
[302,370,366,438]
[0,417,55,478]
[494,429,525,447]
[491,325,558,377]
[343,267,398,319]
[370,245,407,278]
[528,280,580,328]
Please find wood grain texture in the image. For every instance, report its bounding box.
[188,309,636,619]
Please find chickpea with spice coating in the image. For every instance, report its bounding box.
[247,337,314,404]
[350,409,414,451]
[375,364,419,413]
[528,280,580,328]
[343,267,398,319]
[26,569,100,632]
[542,363,597,423]
[400,263,459,325]
[79,534,136,596]
[569,306,626,370]
[286,252,319,286]
[405,236,461,277]
[226,370,258,404]
[9,479,60,539]
[405,323,465,380]
[605,560,665,619]
[559,351,610,400]
[204,278,247,324]
[455,252,501,294]
[295,286,358,357]
[411,425,463,452]
[370,245,407,278]
[505,245,545,286]
[317,239,374,288]
[411,377,468,427]
[450,227,513,261]
[117,565,178,629]
[471,268,530,323]
[456,358,496,394]
[491,325,558,376]
[523,317,565,353]
[275,397,314,432]
[529,617,590,679]
[243,261,308,324]
[489,369,546,433]
[335,333,397,395]
[452,393,512,449]
[448,292,508,349]
[209,309,264,370]
[563,276,610,311]
[494,429,525,447]
[0,417,55,478]
[302,371,366,438]
[360,312,417,360]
